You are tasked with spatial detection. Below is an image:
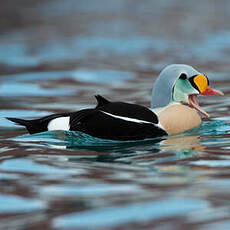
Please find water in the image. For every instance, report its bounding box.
[1,0,230,229]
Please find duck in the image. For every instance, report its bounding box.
[7,64,223,141]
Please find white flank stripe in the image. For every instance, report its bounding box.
[48,117,70,131]
[101,111,156,125]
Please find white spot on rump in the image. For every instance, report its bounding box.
[48,117,70,131]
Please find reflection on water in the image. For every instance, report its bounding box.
[161,135,202,152]
[0,194,46,213]
[1,0,230,229]
[53,198,208,229]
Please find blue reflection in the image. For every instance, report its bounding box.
[0,82,75,96]
[0,158,79,175]
[0,194,46,213]
[53,198,208,229]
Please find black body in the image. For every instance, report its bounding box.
[7,95,167,140]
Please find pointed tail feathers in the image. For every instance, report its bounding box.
[6,117,46,134]
[6,117,30,126]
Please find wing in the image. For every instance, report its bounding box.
[95,95,159,124]
[70,109,167,141]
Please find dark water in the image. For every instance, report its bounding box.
[1,1,230,229]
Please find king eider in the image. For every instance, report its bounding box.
[7,64,223,141]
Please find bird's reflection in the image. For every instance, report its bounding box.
[161,135,205,152]
[4,129,208,165]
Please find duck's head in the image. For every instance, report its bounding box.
[151,64,224,117]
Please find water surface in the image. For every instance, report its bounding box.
[1,1,230,229]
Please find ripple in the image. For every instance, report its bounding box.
[0,194,46,213]
[1,1,230,229]
[40,184,141,197]
[200,220,230,230]
[2,69,135,84]
[71,69,135,83]
[190,160,230,168]
[10,130,164,150]
[0,43,39,67]
[53,198,209,229]
[0,82,75,97]
[0,158,85,175]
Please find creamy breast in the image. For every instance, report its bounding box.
[157,104,202,135]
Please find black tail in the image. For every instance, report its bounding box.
[7,117,30,126]
[7,112,72,134]
[6,117,47,134]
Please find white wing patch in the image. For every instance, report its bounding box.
[101,111,156,125]
[48,117,70,131]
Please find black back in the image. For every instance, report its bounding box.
[70,109,166,140]
[7,95,167,140]
[95,95,158,124]
[69,95,166,140]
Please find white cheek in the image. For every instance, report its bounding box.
[48,117,70,131]
[184,94,189,103]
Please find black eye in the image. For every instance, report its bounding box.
[179,73,187,80]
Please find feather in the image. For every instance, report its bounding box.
[95,95,110,108]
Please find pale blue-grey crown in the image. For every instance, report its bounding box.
[151,64,201,108]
